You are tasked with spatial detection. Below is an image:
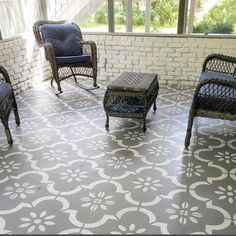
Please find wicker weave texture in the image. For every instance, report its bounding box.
[185,54,236,148]
[33,20,98,93]
[0,65,20,145]
[104,72,159,131]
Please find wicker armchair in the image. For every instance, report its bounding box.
[33,20,99,94]
[0,65,20,145]
[185,54,236,148]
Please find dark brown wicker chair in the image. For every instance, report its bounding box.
[185,54,236,148]
[33,20,99,94]
[0,65,20,145]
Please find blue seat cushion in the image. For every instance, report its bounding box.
[201,71,235,82]
[55,55,91,64]
[197,72,236,114]
[40,23,83,57]
[0,83,11,102]
[109,97,144,113]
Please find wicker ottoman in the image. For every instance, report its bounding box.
[103,71,159,131]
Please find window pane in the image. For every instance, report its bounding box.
[193,0,236,34]
[131,0,179,33]
[80,1,108,32]
[0,0,39,38]
[0,0,19,38]
[150,0,179,34]
[132,0,145,33]
[115,0,126,32]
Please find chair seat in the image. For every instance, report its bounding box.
[0,83,11,102]
[56,55,91,64]
[197,72,236,114]
[201,71,236,82]
[185,53,236,148]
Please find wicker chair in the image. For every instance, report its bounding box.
[185,54,236,148]
[0,65,20,145]
[33,20,99,94]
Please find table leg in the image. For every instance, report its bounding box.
[153,100,157,111]
[143,118,146,132]
[105,114,109,130]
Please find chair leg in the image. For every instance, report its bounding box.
[93,76,99,88]
[143,118,146,132]
[1,117,13,145]
[5,127,13,145]
[153,100,157,111]
[105,114,109,130]
[13,108,20,126]
[50,78,63,95]
[185,109,195,149]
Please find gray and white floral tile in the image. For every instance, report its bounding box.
[0,79,236,234]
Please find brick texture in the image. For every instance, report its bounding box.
[1,33,236,94]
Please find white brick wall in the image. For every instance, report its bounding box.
[0,36,51,94]
[1,33,236,94]
[84,33,236,87]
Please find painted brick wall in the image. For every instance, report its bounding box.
[84,34,236,87]
[0,36,51,94]
[1,33,236,94]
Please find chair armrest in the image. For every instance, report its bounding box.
[81,41,97,71]
[0,65,11,84]
[194,77,236,101]
[202,53,236,76]
[41,43,58,68]
[81,41,97,59]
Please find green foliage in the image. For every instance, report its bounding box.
[151,0,178,29]
[93,0,178,29]
[194,0,236,34]
[94,10,107,24]
[115,13,125,25]
[133,2,145,26]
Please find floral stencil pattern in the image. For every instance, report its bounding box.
[60,168,87,183]
[0,82,235,234]
[19,211,55,233]
[42,149,68,161]
[111,223,146,234]
[0,158,20,174]
[214,151,236,164]
[166,202,202,225]
[133,176,162,192]
[107,156,133,169]
[215,185,236,204]
[3,182,36,199]
[81,192,115,211]
[177,162,205,178]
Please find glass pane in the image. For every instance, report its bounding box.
[0,0,20,38]
[132,0,145,33]
[115,0,126,32]
[193,0,236,34]
[80,1,108,32]
[0,0,40,38]
[150,0,179,34]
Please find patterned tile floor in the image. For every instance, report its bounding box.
[0,80,236,234]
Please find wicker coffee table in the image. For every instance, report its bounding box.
[103,71,159,131]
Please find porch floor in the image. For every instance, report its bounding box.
[0,80,235,234]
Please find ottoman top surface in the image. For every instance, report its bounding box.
[108,72,158,92]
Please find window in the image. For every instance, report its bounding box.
[191,0,236,34]
[80,1,109,32]
[0,0,235,39]
[0,1,18,38]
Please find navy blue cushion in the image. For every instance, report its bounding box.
[40,23,83,56]
[0,83,11,102]
[201,71,235,82]
[55,55,91,64]
[109,97,144,113]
